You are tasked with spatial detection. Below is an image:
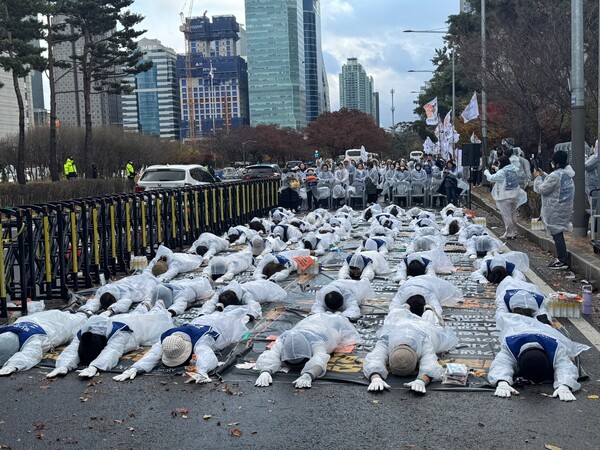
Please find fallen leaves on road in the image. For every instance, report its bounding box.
[587,395,599,399]
[229,428,242,437]
[176,408,190,414]
[227,422,239,426]
[203,415,212,420]
[113,419,124,424]
[545,445,562,450]
[79,397,88,402]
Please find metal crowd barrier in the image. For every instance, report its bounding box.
[0,179,281,317]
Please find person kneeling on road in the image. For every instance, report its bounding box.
[311,278,375,321]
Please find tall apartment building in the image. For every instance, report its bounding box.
[122,38,180,139]
[177,15,249,139]
[0,71,34,139]
[303,0,329,123]
[245,0,306,129]
[460,0,473,13]
[339,57,378,122]
[52,16,122,128]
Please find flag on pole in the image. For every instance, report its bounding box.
[424,97,438,125]
[461,92,479,123]
[360,145,368,162]
[470,132,481,144]
[443,109,452,128]
[423,137,435,155]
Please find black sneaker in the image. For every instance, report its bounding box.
[548,260,568,270]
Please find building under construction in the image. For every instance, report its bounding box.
[177,14,249,139]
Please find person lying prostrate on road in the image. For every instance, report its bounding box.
[392,250,455,283]
[253,249,312,281]
[311,278,375,321]
[361,204,383,222]
[326,219,352,240]
[226,225,257,246]
[0,310,87,376]
[365,224,397,240]
[440,203,461,220]
[254,312,361,389]
[150,276,215,317]
[363,308,458,394]
[410,226,440,240]
[338,250,391,281]
[144,245,204,282]
[271,223,303,244]
[286,218,313,233]
[269,207,294,223]
[200,279,286,318]
[488,313,590,401]
[47,301,173,379]
[440,216,469,236]
[113,308,249,384]
[493,277,551,324]
[298,231,339,256]
[464,234,504,259]
[248,235,287,258]
[405,235,446,254]
[383,204,404,217]
[458,224,486,245]
[359,236,394,254]
[470,251,529,285]
[187,232,230,261]
[79,273,160,316]
[248,217,275,235]
[202,251,254,283]
[408,217,439,231]
[389,274,464,316]
[416,210,437,221]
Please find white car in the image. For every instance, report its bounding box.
[220,167,240,180]
[134,164,217,192]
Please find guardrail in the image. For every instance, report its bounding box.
[0,178,281,317]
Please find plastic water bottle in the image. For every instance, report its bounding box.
[582,285,593,315]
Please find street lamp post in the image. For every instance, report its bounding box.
[242,140,256,166]
[390,88,395,128]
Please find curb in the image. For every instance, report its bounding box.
[471,192,600,289]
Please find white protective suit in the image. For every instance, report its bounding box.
[440,217,469,236]
[383,204,405,216]
[360,236,394,254]
[392,250,454,283]
[311,279,375,320]
[470,251,529,285]
[80,273,160,315]
[408,217,439,232]
[533,165,575,236]
[338,251,391,281]
[509,149,532,188]
[255,312,361,380]
[0,311,87,372]
[202,251,254,283]
[54,303,173,372]
[389,275,463,316]
[152,277,215,316]
[440,203,461,220]
[130,308,249,376]
[406,235,446,254]
[200,279,287,317]
[585,148,600,206]
[363,308,458,381]
[226,225,257,245]
[298,232,340,256]
[410,226,440,240]
[464,235,504,259]
[248,235,287,258]
[187,232,229,260]
[458,224,486,245]
[493,277,549,321]
[271,224,303,244]
[253,249,312,281]
[144,245,204,282]
[361,204,383,222]
[487,314,589,391]
[484,164,527,238]
[249,217,275,234]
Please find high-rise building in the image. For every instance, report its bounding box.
[177,15,249,139]
[245,0,306,129]
[52,16,123,128]
[460,0,473,13]
[339,57,379,122]
[303,0,329,123]
[122,38,180,139]
[0,71,34,139]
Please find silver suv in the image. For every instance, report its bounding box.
[135,164,216,192]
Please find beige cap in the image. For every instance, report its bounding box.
[161,333,192,367]
[389,344,418,376]
[152,259,168,277]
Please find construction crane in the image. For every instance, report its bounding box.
[180,0,196,139]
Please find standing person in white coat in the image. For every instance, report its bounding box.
[46,301,173,379]
[199,279,287,318]
[311,278,375,321]
[150,276,215,317]
[338,251,390,281]
[144,245,204,282]
[254,312,361,389]
[253,249,312,281]
[188,232,229,261]
[584,140,600,210]
[533,150,575,270]
[0,310,87,376]
[79,273,160,316]
[483,156,526,239]
[488,313,589,401]
[113,309,249,384]
[202,251,254,283]
[363,308,458,393]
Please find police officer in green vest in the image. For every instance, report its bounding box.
[64,156,77,179]
[126,160,136,180]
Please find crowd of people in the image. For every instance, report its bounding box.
[0,198,589,401]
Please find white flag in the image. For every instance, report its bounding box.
[424,97,438,125]
[470,132,481,143]
[461,92,479,123]
[423,137,435,155]
[360,145,368,162]
[443,110,452,128]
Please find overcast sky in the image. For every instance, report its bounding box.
[130,0,460,128]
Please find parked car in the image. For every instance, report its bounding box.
[220,167,241,180]
[134,164,217,192]
[242,164,282,180]
[285,160,303,169]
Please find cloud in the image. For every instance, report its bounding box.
[321,0,355,20]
